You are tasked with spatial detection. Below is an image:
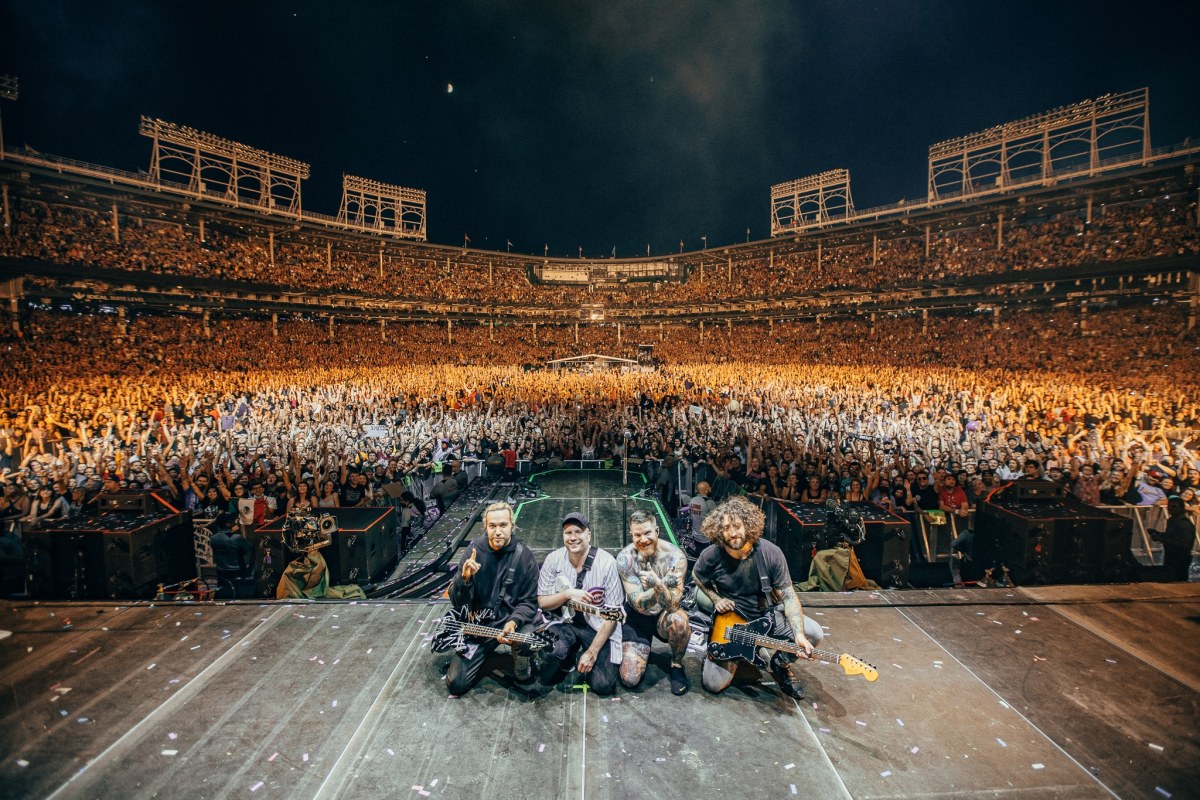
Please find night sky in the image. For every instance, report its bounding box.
[1,1,1197,258]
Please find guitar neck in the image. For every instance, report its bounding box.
[566,600,611,618]
[750,635,838,665]
[456,622,535,643]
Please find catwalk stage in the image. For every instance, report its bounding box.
[1,583,1196,800]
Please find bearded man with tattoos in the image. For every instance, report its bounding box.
[616,510,693,695]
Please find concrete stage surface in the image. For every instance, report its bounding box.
[1,584,1196,800]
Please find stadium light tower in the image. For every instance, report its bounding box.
[0,75,18,161]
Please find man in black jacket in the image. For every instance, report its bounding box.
[445,501,540,695]
[1152,497,1196,581]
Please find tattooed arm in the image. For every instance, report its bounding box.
[779,585,814,656]
[617,544,686,615]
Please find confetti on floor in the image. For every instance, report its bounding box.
[1155,787,1172,798]
[790,786,797,795]
[161,750,177,756]
[168,732,177,740]
[302,753,309,763]
[784,763,795,769]
[819,728,830,733]
[655,757,666,762]
[268,752,278,762]
[855,720,866,727]
[896,719,904,727]
[910,747,919,754]
[16,759,29,767]
[250,781,264,792]
[996,738,1007,747]
[1032,763,1044,770]
[1148,743,1164,752]
[538,743,545,753]
[881,770,892,777]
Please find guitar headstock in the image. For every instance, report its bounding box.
[526,629,554,651]
[837,653,879,682]
[595,605,623,621]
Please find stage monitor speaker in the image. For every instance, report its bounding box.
[853,517,911,588]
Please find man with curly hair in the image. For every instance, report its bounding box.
[692,495,824,699]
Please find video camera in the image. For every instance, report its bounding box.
[818,497,866,550]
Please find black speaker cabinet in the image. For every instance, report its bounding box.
[853,511,911,588]
[772,500,911,587]
[975,493,1133,585]
[25,529,105,599]
[255,507,397,589]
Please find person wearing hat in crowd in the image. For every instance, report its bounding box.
[536,511,624,695]
[445,501,540,695]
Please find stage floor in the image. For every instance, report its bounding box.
[1,583,1197,800]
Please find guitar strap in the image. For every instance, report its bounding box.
[499,541,527,608]
[574,546,598,590]
[752,544,774,610]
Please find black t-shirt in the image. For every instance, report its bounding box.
[693,539,793,621]
[340,480,366,507]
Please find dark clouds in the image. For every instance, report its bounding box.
[0,1,1197,256]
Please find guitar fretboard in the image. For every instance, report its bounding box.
[445,621,539,645]
[727,629,840,665]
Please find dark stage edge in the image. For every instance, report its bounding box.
[0,584,1197,800]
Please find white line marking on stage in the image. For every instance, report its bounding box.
[890,603,1121,799]
[789,696,854,800]
[311,611,439,800]
[45,606,291,800]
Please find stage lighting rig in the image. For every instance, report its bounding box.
[770,169,854,236]
[338,174,427,241]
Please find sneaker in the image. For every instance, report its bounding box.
[513,654,533,684]
[770,662,805,700]
[669,665,690,696]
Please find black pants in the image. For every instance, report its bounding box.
[445,622,536,695]
[539,619,618,695]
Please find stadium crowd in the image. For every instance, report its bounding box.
[2,191,1196,306]
[1,303,1197,550]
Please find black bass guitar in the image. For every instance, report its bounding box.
[431,606,553,655]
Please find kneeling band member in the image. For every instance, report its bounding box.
[537,512,624,695]
[693,496,824,698]
[445,501,540,694]
[616,510,692,695]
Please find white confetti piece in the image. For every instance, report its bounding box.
[169,679,181,684]
[268,752,278,762]
[59,710,68,717]
[1014,630,1021,635]
[168,732,177,740]
[180,635,188,641]
[318,660,325,665]
[387,749,395,756]
[77,717,89,723]
[367,648,373,654]
[302,753,309,763]
[790,786,797,795]
[933,660,943,664]
[538,743,545,753]
[1155,787,1172,798]
[16,759,29,767]
[1148,743,1164,752]
[976,612,985,616]
[855,720,866,727]
[190,645,200,651]
[896,719,904,727]
[784,763,795,769]
[430,779,438,787]
[162,749,178,756]
[602,715,608,723]
[250,781,264,792]
[1000,700,1010,708]
[1105,658,1117,664]
[147,663,156,670]
[1032,763,1044,770]
[814,611,823,616]
[892,637,902,642]
[996,738,1007,747]
[1030,617,1039,622]
[411,787,423,792]
[655,757,666,762]
[881,770,892,777]
[992,620,1003,625]
[332,700,338,708]
[892,663,903,670]
[910,746,919,754]
[819,727,830,733]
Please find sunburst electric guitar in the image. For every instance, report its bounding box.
[708,610,878,682]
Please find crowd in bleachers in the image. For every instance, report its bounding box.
[2,191,1196,306]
